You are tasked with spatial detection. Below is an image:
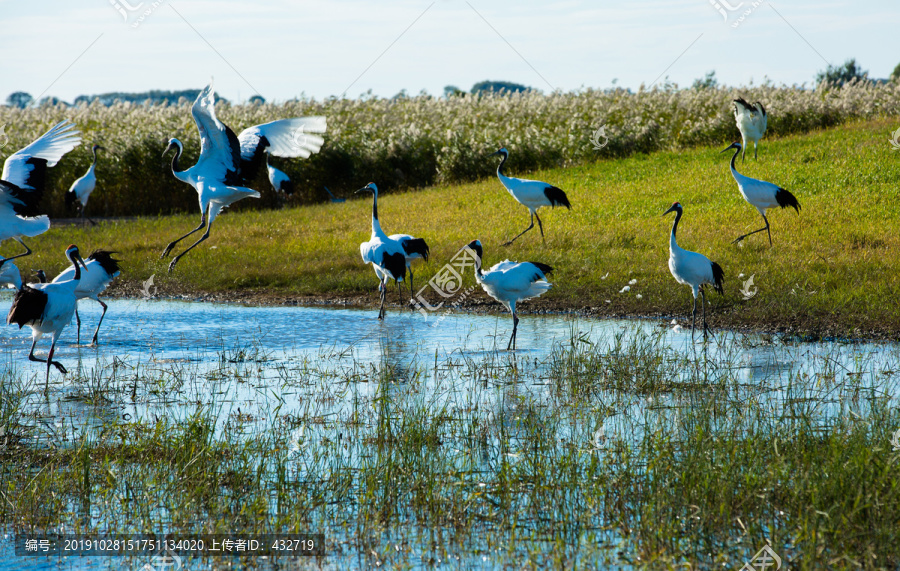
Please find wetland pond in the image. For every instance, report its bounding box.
[1,297,898,569]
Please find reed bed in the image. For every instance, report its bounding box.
[1,80,898,217]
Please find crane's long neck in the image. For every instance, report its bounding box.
[497,152,508,177]
[496,152,509,180]
[370,192,385,237]
[170,144,190,184]
[669,209,682,252]
[90,148,99,169]
[70,256,82,282]
[729,147,741,179]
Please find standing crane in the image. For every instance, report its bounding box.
[490,147,570,245]
[722,141,800,245]
[65,143,106,226]
[466,239,553,350]
[356,183,409,320]
[44,250,121,345]
[733,97,767,161]
[7,244,87,394]
[663,202,724,339]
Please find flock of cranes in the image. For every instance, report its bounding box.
[0,85,799,393]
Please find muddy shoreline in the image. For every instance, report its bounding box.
[100,279,896,343]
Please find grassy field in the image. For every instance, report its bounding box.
[14,117,900,338]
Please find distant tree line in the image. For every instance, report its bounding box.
[4,61,899,110]
[4,89,239,108]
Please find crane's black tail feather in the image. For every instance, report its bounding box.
[401,238,430,262]
[528,262,554,281]
[543,186,571,209]
[710,262,725,295]
[775,188,801,213]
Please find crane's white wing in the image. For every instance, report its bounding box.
[2,120,81,190]
[238,117,326,160]
[191,82,241,182]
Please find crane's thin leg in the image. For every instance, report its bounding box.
[161,213,207,259]
[535,211,545,242]
[3,238,34,263]
[503,212,535,246]
[732,214,771,245]
[701,289,709,338]
[28,337,66,395]
[74,306,81,344]
[754,142,759,160]
[407,268,415,308]
[80,205,96,227]
[168,218,214,272]
[91,299,108,346]
[691,296,698,340]
[507,312,519,351]
[378,278,386,320]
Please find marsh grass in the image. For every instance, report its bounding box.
[1,328,899,568]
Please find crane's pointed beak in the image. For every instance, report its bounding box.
[489,150,502,157]
[78,255,88,271]
[720,143,739,153]
[663,204,678,216]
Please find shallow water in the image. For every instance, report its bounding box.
[1,296,898,569]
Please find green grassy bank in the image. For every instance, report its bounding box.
[15,117,900,338]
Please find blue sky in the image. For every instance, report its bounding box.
[1,1,897,104]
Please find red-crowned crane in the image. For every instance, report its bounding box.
[490,147,570,245]
[45,250,121,345]
[466,239,553,350]
[733,98,767,161]
[1,121,81,261]
[161,81,325,271]
[356,183,409,320]
[65,144,105,226]
[7,244,87,394]
[663,202,724,339]
[722,141,800,245]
